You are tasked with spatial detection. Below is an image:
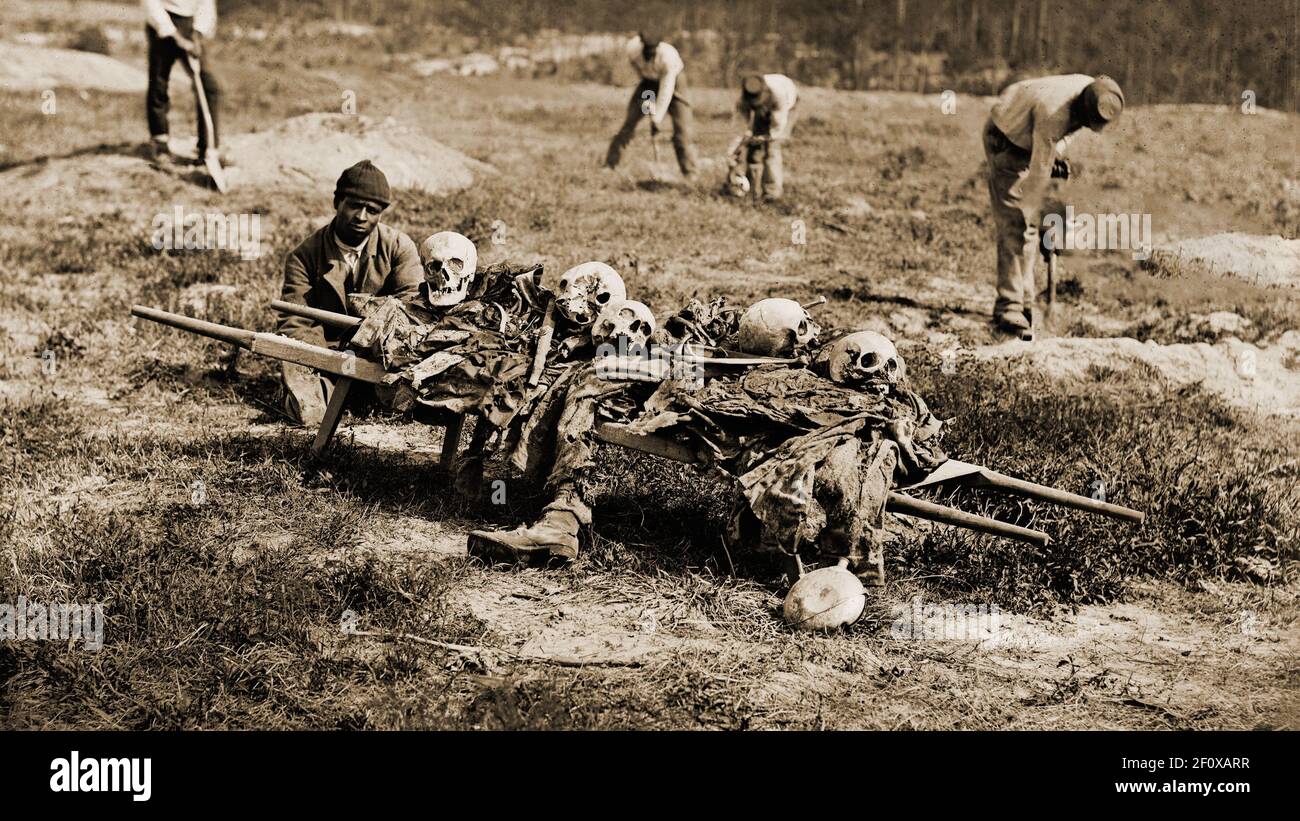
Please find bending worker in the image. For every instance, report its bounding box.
[983,74,1123,334]
[605,30,698,177]
[736,73,798,201]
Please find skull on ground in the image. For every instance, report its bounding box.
[542,261,627,328]
[420,232,478,307]
[825,330,906,394]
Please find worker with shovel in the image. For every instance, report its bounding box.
[983,74,1123,337]
[736,73,798,201]
[143,0,226,167]
[604,30,698,178]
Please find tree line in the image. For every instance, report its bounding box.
[236,0,1297,110]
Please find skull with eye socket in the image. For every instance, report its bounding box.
[541,261,627,328]
[591,299,656,351]
[420,232,478,307]
[824,330,906,395]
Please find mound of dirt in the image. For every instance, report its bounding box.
[1149,233,1300,288]
[0,43,146,93]
[221,113,494,194]
[976,336,1300,416]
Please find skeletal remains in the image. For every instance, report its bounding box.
[131,257,1146,634]
[420,231,478,306]
[737,297,821,357]
[542,261,627,327]
[824,330,906,395]
[591,299,657,350]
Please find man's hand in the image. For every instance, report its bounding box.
[1051,157,1071,180]
[173,33,201,58]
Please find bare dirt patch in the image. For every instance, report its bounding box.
[976,335,1300,416]
[0,43,146,93]
[1151,233,1300,288]
[219,113,496,194]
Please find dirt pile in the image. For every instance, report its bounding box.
[1149,233,1300,288]
[0,113,496,208]
[0,43,147,93]
[220,113,494,194]
[976,335,1300,416]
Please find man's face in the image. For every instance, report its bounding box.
[334,196,386,245]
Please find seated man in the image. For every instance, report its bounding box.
[276,160,423,426]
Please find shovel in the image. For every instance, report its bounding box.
[184,53,228,193]
[646,121,674,183]
[1044,246,1058,327]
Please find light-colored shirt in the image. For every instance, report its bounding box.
[760,74,798,140]
[143,0,217,39]
[990,73,1093,211]
[626,36,684,124]
[331,230,366,282]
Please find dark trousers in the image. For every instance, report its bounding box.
[745,105,795,200]
[606,78,697,175]
[146,14,221,152]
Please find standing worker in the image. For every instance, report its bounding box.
[142,0,224,164]
[604,31,698,178]
[736,73,798,201]
[983,74,1123,334]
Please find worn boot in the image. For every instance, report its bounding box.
[281,363,328,428]
[148,136,177,165]
[467,507,581,567]
[995,308,1030,334]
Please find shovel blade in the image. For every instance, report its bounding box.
[204,151,229,193]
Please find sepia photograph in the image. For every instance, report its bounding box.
[0,0,1295,795]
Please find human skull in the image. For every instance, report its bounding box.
[727,167,751,198]
[420,232,477,307]
[591,299,656,351]
[783,563,866,631]
[736,298,820,356]
[542,261,627,327]
[826,331,906,393]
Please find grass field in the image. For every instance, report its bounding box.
[1,19,1297,729]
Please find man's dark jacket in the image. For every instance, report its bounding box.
[276,221,423,347]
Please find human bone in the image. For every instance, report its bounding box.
[783,563,866,631]
[420,232,478,307]
[826,330,906,392]
[542,261,627,327]
[736,298,819,356]
[591,299,656,350]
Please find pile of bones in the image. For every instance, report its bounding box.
[343,232,948,598]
